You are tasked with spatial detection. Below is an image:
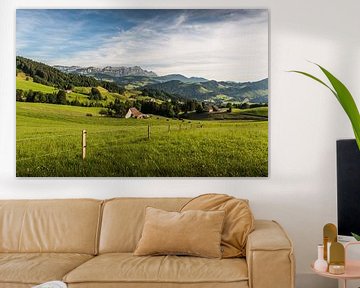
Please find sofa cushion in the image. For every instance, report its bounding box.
[181,194,254,258]
[0,199,102,254]
[134,207,225,258]
[99,198,190,253]
[0,253,93,285]
[63,253,248,285]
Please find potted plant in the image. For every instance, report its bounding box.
[291,64,360,240]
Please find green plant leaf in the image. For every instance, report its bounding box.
[289,70,337,98]
[316,65,360,149]
[351,232,360,241]
[290,65,360,150]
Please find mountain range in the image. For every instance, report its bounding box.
[54,65,157,78]
[54,65,208,83]
[54,64,268,104]
[145,79,268,103]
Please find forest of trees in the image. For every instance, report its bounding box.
[16,89,67,105]
[103,98,200,118]
[16,89,105,107]
[140,87,181,102]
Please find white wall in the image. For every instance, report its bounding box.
[1,0,360,287]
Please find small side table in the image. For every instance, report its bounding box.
[311,242,360,288]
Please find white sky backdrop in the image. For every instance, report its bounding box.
[17,9,268,82]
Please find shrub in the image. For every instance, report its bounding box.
[99,109,108,116]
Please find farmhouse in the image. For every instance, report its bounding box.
[203,105,213,113]
[125,107,148,119]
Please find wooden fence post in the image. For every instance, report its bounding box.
[148,125,151,140]
[82,130,87,160]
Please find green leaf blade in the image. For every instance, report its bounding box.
[289,70,337,98]
[316,65,360,150]
[290,64,360,150]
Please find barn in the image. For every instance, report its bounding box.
[125,107,148,119]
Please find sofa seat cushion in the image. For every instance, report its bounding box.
[64,253,248,285]
[0,253,93,285]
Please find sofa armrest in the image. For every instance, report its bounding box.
[246,220,295,288]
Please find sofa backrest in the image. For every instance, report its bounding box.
[0,199,102,254]
[99,197,190,253]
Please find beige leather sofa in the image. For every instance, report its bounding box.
[0,198,295,288]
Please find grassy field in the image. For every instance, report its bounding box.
[16,102,268,177]
[16,77,58,94]
[184,107,268,121]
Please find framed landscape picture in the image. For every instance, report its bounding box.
[16,9,269,177]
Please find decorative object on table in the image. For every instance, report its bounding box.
[323,223,337,262]
[312,237,360,288]
[290,63,360,150]
[322,223,345,274]
[329,242,345,275]
[314,244,328,272]
[328,264,345,275]
[32,281,67,288]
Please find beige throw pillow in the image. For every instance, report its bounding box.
[181,194,255,258]
[134,207,225,258]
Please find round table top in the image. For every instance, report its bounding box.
[311,261,360,280]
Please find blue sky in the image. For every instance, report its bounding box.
[17,9,268,81]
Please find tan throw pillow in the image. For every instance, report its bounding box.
[134,207,225,258]
[181,194,254,258]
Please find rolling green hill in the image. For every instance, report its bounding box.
[17,56,268,106]
[145,79,268,103]
[16,57,176,105]
[17,77,57,94]
[16,75,131,106]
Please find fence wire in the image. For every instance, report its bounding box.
[16,123,209,162]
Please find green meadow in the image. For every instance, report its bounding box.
[16,76,125,105]
[16,102,268,177]
[17,77,57,94]
[185,107,268,121]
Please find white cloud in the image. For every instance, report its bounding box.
[48,10,269,82]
